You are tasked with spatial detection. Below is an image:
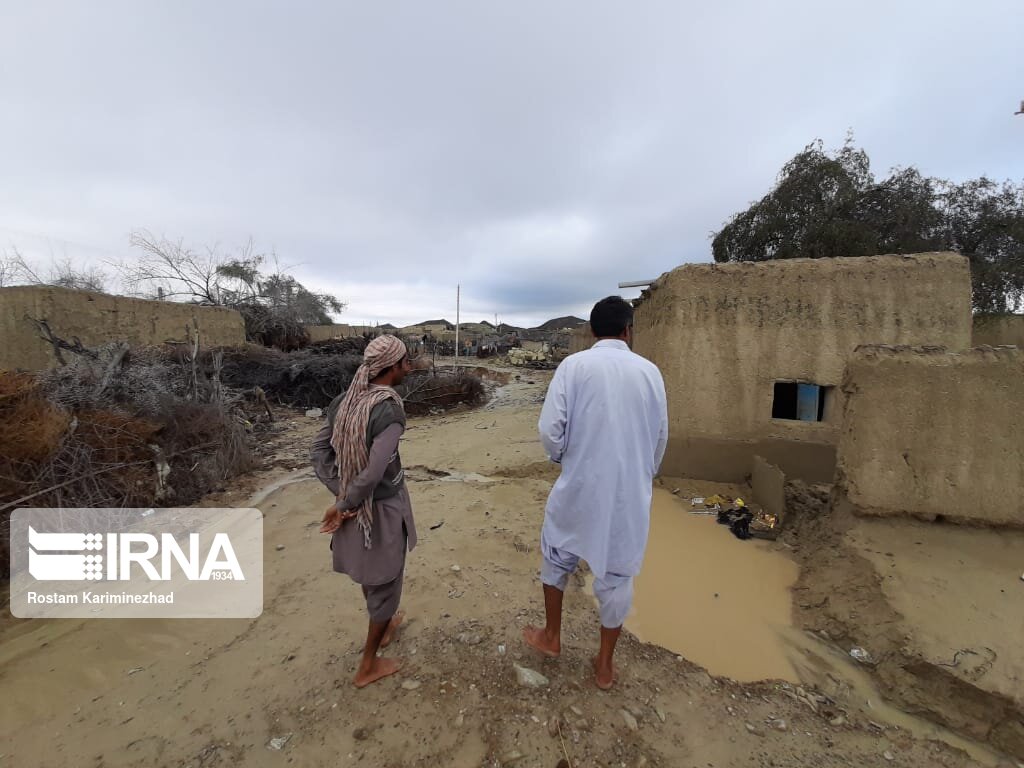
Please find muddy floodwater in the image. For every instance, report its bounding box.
[629,488,1007,766]
[630,488,800,682]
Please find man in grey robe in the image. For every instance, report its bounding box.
[312,335,416,687]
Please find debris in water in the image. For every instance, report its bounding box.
[305,408,323,418]
[430,521,444,530]
[451,564,461,572]
[401,680,421,691]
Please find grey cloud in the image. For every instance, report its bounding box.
[1,1,1021,327]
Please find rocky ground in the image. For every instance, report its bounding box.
[0,363,1017,767]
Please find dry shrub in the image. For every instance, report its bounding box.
[216,346,363,409]
[398,369,487,415]
[41,344,188,418]
[238,304,309,351]
[0,374,71,465]
[160,402,253,500]
[306,336,369,356]
[0,347,257,581]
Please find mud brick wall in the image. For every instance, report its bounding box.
[567,324,592,355]
[632,252,973,483]
[973,314,1024,348]
[0,285,246,371]
[835,345,1023,528]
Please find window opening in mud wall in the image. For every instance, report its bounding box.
[772,382,832,422]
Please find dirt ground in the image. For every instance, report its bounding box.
[781,482,1024,761]
[0,364,1019,767]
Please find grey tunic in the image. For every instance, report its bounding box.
[309,398,417,586]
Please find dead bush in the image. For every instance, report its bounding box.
[215,346,363,409]
[397,369,487,415]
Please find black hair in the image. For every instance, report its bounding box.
[589,296,634,338]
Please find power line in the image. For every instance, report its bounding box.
[0,224,133,262]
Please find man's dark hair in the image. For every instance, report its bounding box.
[590,296,634,338]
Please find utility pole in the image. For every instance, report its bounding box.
[455,283,460,367]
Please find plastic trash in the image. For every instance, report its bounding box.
[849,647,874,664]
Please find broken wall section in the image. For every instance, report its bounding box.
[835,345,1024,528]
[973,314,1024,348]
[0,285,246,371]
[632,252,973,483]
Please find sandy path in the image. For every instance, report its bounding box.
[0,368,995,767]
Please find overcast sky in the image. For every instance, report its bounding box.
[1,1,1021,328]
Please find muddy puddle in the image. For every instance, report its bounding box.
[629,488,800,682]
[631,488,1008,766]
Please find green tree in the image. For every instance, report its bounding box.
[712,139,1023,313]
[941,177,1024,314]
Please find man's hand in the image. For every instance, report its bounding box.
[320,504,357,534]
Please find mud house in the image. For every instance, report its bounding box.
[834,345,1023,527]
[631,252,973,483]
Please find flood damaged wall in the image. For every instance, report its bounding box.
[0,285,247,371]
[973,314,1024,348]
[835,345,1024,528]
[632,253,973,483]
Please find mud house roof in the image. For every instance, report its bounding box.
[635,251,968,306]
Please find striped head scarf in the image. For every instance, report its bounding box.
[330,334,408,547]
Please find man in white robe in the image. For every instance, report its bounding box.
[523,296,668,690]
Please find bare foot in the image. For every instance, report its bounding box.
[379,611,405,649]
[353,656,402,688]
[592,656,617,690]
[522,625,560,658]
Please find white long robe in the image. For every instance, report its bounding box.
[538,339,669,580]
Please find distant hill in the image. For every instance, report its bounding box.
[412,319,454,328]
[535,316,586,331]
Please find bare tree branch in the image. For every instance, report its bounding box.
[24,316,100,365]
[121,230,223,303]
